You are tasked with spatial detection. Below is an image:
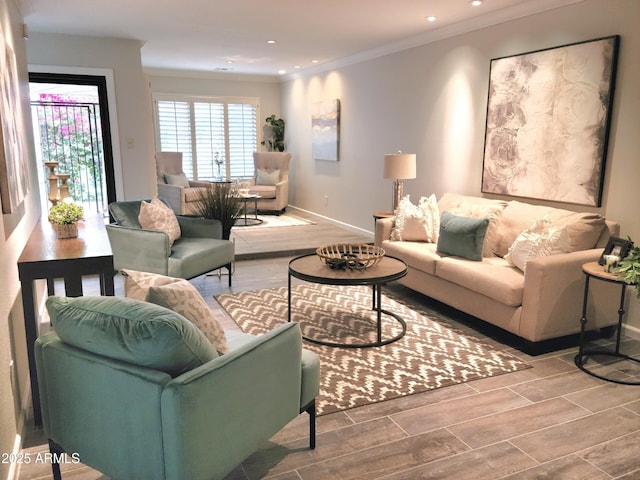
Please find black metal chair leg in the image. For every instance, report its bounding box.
[226,263,232,286]
[49,439,64,480]
[304,400,316,449]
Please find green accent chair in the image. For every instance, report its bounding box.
[106,199,234,285]
[35,295,320,480]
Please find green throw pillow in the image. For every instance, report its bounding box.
[436,211,489,261]
[47,296,218,377]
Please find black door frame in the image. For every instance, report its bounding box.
[28,72,117,207]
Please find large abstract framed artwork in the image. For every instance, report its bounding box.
[481,36,620,207]
[312,99,340,161]
[0,33,28,214]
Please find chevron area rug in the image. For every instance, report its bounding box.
[216,284,531,416]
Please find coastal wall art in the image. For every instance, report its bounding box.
[0,33,29,214]
[481,35,620,206]
[312,99,340,161]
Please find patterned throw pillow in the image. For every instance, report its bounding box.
[505,217,570,272]
[391,194,440,242]
[138,198,181,246]
[122,269,228,354]
[147,281,228,354]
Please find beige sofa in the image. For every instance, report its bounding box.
[375,193,621,351]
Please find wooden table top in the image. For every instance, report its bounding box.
[18,214,112,265]
[289,253,407,285]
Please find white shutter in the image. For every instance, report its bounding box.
[228,103,257,179]
[156,100,194,178]
[154,95,259,181]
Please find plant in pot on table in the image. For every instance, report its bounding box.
[194,183,243,240]
[615,240,640,298]
[48,199,84,239]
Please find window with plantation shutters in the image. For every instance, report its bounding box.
[153,94,259,181]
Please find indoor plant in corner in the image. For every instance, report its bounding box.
[48,199,84,239]
[261,114,285,152]
[194,183,243,240]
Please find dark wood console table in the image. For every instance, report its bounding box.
[18,215,115,426]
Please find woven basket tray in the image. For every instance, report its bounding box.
[316,244,385,270]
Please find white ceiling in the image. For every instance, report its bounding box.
[17,0,582,78]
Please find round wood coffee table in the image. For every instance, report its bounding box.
[288,253,408,348]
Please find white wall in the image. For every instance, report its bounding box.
[26,32,156,201]
[0,1,42,477]
[281,0,640,324]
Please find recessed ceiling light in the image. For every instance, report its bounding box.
[294,65,301,69]
[278,69,286,75]
[226,60,233,64]
[471,0,483,6]
[267,40,276,44]
[311,59,319,64]
[426,15,437,22]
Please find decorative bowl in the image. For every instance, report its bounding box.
[316,244,385,270]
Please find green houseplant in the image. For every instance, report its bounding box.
[615,240,640,299]
[194,183,243,240]
[261,114,285,152]
[48,200,84,239]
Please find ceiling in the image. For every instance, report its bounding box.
[17,0,581,78]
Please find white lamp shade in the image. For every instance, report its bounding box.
[383,153,416,180]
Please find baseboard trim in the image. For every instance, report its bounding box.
[288,205,373,236]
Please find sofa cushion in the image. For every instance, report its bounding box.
[249,184,276,199]
[391,194,439,242]
[437,212,489,261]
[184,187,208,203]
[109,200,146,228]
[436,256,524,307]
[382,240,441,275]
[122,269,228,354]
[256,168,280,186]
[47,295,218,377]
[138,198,181,246]
[438,193,507,257]
[164,172,190,188]
[493,201,606,257]
[504,217,570,272]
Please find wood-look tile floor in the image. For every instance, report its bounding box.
[17,212,640,480]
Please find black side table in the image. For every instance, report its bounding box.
[574,261,639,385]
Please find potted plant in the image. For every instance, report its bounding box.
[48,199,84,239]
[194,183,243,240]
[260,114,285,152]
[615,240,640,299]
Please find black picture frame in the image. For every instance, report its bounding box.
[481,35,620,207]
[598,237,633,265]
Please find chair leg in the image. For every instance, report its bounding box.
[48,439,64,480]
[226,263,232,286]
[302,400,316,449]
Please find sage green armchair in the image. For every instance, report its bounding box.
[106,199,234,284]
[35,295,320,480]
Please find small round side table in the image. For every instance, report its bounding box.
[574,261,639,385]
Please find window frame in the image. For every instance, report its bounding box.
[152,92,261,181]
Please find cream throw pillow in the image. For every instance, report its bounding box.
[122,269,228,354]
[505,217,570,272]
[138,198,181,246]
[391,195,440,242]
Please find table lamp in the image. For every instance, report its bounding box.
[383,152,416,212]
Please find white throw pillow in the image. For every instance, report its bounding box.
[391,194,440,242]
[505,217,570,272]
[138,198,181,246]
[256,169,280,186]
[122,269,228,354]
